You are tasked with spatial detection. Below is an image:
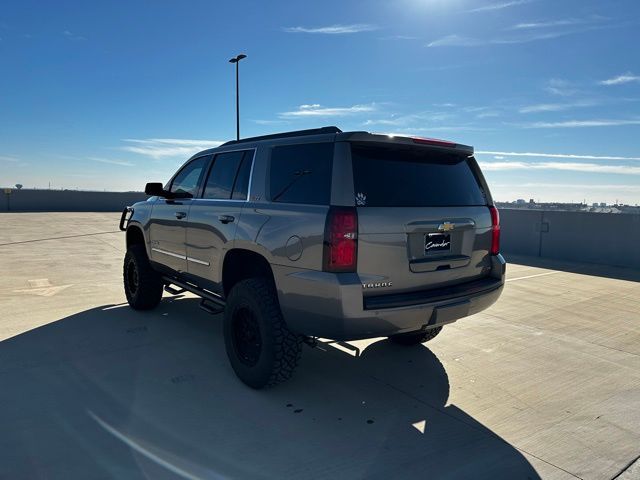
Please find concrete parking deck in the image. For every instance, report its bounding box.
[1,212,639,480]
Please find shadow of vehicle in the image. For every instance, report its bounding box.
[0,297,541,479]
[505,253,640,283]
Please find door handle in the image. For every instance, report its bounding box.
[174,211,187,219]
[218,215,235,224]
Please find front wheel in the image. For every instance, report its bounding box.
[389,326,443,346]
[123,244,163,310]
[223,278,302,389]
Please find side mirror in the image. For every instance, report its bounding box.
[145,182,166,197]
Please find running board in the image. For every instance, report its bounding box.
[199,299,225,315]
[164,285,186,295]
[162,276,226,313]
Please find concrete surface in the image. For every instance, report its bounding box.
[1,189,147,212]
[1,212,639,480]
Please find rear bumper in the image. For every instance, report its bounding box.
[275,254,506,341]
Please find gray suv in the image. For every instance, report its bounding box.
[120,126,505,388]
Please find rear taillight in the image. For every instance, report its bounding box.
[489,205,500,255]
[323,207,358,272]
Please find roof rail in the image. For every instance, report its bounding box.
[221,126,342,146]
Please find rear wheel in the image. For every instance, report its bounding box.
[123,244,163,310]
[224,278,302,389]
[389,326,443,346]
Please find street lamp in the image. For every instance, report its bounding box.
[229,53,247,141]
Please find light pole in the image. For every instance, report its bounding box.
[229,53,247,141]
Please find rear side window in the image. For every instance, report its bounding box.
[202,150,253,200]
[269,143,333,205]
[351,144,486,207]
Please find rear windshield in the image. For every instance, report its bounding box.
[351,144,486,207]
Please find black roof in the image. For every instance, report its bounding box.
[221,126,342,146]
[217,125,473,155]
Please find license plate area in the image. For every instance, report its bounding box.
[425,233,451,254]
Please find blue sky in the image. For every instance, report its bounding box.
[1,0,639,204]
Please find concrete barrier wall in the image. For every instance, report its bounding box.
[1,191,638,269]
[500,209,544,257]
[501,208,640,269]
[1,189,148,212]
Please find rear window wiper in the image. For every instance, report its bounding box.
[272,170,311,202]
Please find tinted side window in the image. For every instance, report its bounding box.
[270,143,333,205]
[232,151,254,200]
[170,156,209,197]
[202,151,244,200]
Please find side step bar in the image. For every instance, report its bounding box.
[162,276,226,315]
[164,284,186,295]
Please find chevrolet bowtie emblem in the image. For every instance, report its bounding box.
[438,222,455,232]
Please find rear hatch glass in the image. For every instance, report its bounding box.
[351,144,486,207]
[350,142,492,297]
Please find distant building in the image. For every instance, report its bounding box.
[495,200,638,214]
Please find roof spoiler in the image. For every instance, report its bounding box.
[337,132,474,156]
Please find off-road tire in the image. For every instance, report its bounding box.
[224,277,303,389]
[389,326,443,346]
[123,244,163,310]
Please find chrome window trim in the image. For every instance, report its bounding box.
[198,148,256,203]
[192,198,247,203]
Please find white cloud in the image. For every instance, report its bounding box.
[524,119,640,128]
[518,100,596,113]
[279,103,376,118]
[282,24,377,34]
[251,119,289,125]
[479,161,640,175]
[375,124,494,135]
[363,111,455,127]
[121,138,224,159]
[427,35,483,47]
[468,1,531,13]
[87,157,135,167]
[0,155,20,162]
[492,31,570,44]
[476,111,500,118]
[545,78,577,96]
[476,150,640,162]
[599,73,640,86]
[382,35,420,40]
[496,182,640,192]
[63,30,85,40]
[364,118,405,126]
[509,16,602,30]
[427,29,577,48]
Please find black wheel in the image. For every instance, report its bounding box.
[123,244,163,310]
[389,326,443,346]
[224,277,302,389]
